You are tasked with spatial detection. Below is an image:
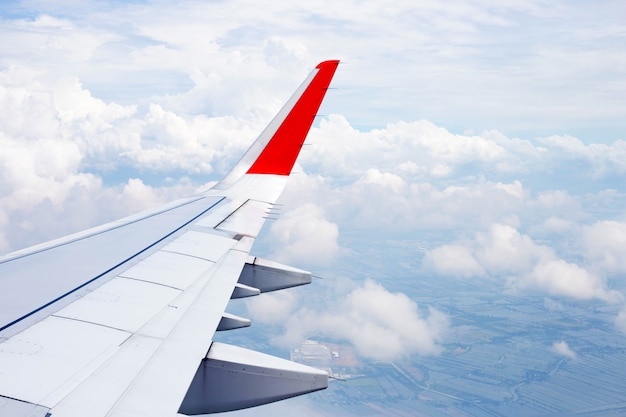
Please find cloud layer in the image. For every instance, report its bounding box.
[2,1,626,361]
[423,223,623,303]
[1,1,625,137]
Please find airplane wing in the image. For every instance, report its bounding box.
[0,60,340,417]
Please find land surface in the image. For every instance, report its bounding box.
[217,236,626,416]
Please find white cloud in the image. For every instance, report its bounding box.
[581,221,626,275]
[263,37,309,68]
[494,180,525,199]
[305,116,517,181]
[423,244,485,278]
[537,135,626,176]
[267,203,340,267]
[430,163,453,178]
[0,65,232,253]
[474,224,553,275]
[118,178,166,214]
[550,341,576,360]
[424,223,623,304]
[245,291,297,325]
[315,174,529,235]
[509,260,622,304]
[251,280,449,361]
[0,174,199,254]
[531,190,583,214]
[2,2,626,255]
[357,169,406,193]
[539,216,577,235]
[0,1,623,139]
[423,223,552,278]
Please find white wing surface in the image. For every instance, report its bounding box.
[0,60,340,417]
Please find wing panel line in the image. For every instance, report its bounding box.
[49,314,136,335]
[0,196,206,265]
[212,199,249,230]
[115,275,187,291]
[0,197,226,333]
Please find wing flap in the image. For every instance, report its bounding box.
[217,313,251,331]
[47,335,162,417]
[101,248,250,417]
[238,256,312,292]
[53,277,181,333]
[0,397,49,417]
[231,282,261,299]
[118,250,214,289]
[160,230,236,262]
[0,316,129,406]
[0,225,241,411]
[179,342,328,414]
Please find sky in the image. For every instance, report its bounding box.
[1,0,626,386]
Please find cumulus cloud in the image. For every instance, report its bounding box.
[537,135,626,177]
[423,224,551,278]
[509,260,622,303]
[423,223,622,304]
[267,203,340,267]
[550,341,576,360]
[422,244,485,278]
[305,116,517,181]
[473,223,553,274]
[0,175,199,254]
[319,175,528,235]
[245,291,297,325]
[247,280,449,361]
[3,4,626,258]
[581,221,626,275]
[0,67,219,253]
[0,58,279,252]
[358,168,406,193]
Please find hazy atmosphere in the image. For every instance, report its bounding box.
[1,1,626,415]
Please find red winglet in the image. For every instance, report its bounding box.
[246,60,340,175]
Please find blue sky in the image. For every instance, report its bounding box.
[1,0,626,382]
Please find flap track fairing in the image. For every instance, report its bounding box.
[179,342,328,414]
[237,257,311,293]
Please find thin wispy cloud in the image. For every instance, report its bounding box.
[1,1,624,137]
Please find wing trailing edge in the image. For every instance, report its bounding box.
[179,342,328,414]
[238,256,312,292]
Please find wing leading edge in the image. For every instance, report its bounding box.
[0,60,340,416]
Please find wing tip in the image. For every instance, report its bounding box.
[243,59,340,176]
[316,60,340,69]
[213,59,340,188]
